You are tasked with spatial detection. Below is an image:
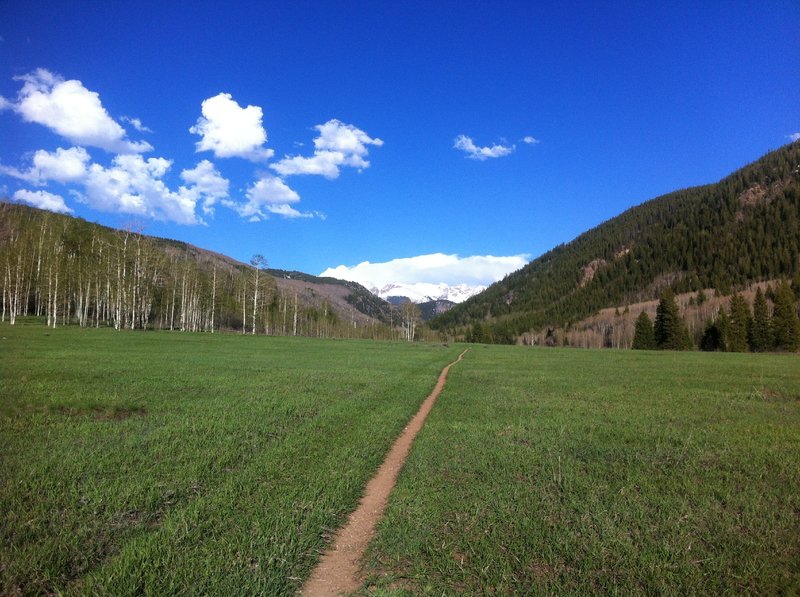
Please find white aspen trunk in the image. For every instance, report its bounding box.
[210,264,216,333]
[52,269,59,328]
[180,270,187,332]
[83,279,91,327]
[242,284,247,335]
[252,269,259,336]
[34,219,47,316]
[282,294,287,335]
[170,278,176,331]
[1,264,7,323]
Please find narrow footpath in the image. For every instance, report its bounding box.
[301,349,469,596]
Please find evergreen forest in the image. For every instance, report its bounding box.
[431,142,800,347]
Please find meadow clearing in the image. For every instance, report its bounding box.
[366,346,800,594]
[1,324,460,594]
[2,325,799,595]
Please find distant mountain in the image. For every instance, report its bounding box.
[418,299,456,321]
[431,142,800,343]
[369,282,486,304]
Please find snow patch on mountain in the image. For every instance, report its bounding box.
[370,282,485,304]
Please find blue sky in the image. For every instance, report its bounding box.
[1,1,798,290]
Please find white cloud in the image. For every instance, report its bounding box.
[222,175,303,221]
[5,69,152,153]
[320,252,530,288]
[265,203,316,219]
[788,132,800,143]
[271,119,383,179]
[454,135,515,160]
[190,93,274,161]
[0,146,90,185]
[522,135,539,145]
[78,154,200,225]
[13,189,73,214]
[180,160,229,215]
[121,115,153,133]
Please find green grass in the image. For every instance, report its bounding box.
[365,346,800,595]
[0,325,461,595]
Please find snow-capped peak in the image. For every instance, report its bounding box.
[369,282,486,304]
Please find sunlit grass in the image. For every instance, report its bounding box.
[0,325,460,595]
[365,346,800,595]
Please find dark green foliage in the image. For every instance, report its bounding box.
[749,287,771,352]
[654,290,693,350]
[632,311,656,350]
[701,309,732,352]
[793,271,800,301]
[727,293,751,352]
[701,319,725,351]
[772,280,800,352]
[431,142,800,342]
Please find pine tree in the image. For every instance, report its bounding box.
[748,287,771,352]
[654,290,693,350]
[727,293,751,352]
[715,309,730,352]
[632,311,656,350]
[772,280,800,351]
[700,319,724,351]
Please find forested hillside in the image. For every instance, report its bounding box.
[0,203,406,338]
[431,143,800,343]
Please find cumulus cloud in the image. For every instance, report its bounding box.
[320,252,530,287]
[77,155,200,225]
[190,93,274,161]
[266,203,317,219]
[4,69,152,153]
[271,119,383,179]
[789,132,800,143]
[522,135,539,144]
[221,175,307,221]
[180,160,229,215]
[454,135,515,160]
[0,146,90,185]
[13,189,73,214]
[121,115,153,133]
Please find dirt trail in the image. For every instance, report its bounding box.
[301,349,469,596]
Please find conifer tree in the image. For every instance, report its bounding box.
[654,290,693,350]
[727,293,751,352]
[772,280,800,351]
[632,311,656,349]
[700,318,723,351]
[715,309,730,352]
[748,287,771,352]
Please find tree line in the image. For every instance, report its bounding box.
[631,283,800,352]
[0,203,423,340]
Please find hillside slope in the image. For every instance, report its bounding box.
[431,142,800,342]
[0,202,393,335]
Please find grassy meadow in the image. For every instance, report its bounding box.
[0,324,460,595]
[2,325,799,595]
[365,346,800,595]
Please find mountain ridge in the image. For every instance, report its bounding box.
[430,142,800,343]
